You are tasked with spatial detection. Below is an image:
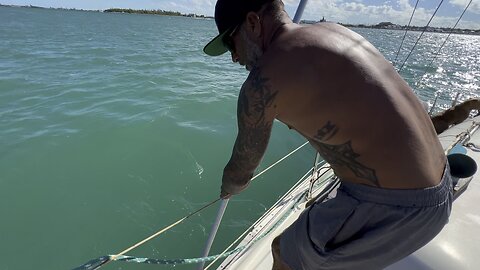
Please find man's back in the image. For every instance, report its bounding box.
[259,23,446,189]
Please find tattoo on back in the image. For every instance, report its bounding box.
[317,140,379,186]
[315,121,339,141]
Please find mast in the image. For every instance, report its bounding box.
[293,0,309,23]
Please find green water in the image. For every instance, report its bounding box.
[0,6,479,270]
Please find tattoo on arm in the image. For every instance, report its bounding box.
[238,67,278,126]
[224,67,277,188]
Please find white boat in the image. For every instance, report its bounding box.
[212,115,479,270]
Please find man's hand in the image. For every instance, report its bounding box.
[220,179,250,199]
[220,190,232,199]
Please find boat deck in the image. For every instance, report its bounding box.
[387,116,480,270]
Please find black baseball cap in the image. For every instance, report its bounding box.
[203,0,273,56]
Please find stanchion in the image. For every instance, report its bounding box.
[197,199,229,270]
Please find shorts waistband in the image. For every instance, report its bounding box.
[339,162,452,207]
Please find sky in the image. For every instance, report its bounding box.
[1,0,479,29]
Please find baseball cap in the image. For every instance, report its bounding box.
[203,0,273,56]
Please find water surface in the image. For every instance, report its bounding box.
[0,6,479,270]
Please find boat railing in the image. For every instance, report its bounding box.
[428,91,467,116]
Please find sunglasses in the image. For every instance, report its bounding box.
[222,24,240,53]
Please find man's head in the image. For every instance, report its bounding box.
[204,0,288,70]
[203,0,275,57]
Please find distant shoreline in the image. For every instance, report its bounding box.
[0,4,214,19]
[336,22,480,36]
[102,8,214,19]
[1,4,478,35]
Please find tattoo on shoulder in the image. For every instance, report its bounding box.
[316,140,379,186]
[238,66,278,126]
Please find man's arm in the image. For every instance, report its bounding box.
[221,67,278,197]
[430,99,480,134]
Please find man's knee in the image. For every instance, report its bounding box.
[271,235,292,270]
[272,235,281,253]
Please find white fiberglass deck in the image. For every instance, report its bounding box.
[387,116,480,270]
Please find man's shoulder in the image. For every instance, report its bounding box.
[269,23,360,57]
[287,22,350,38]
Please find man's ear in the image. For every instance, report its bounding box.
[245,11,262,37]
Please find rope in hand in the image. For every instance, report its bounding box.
[72,141,309,270]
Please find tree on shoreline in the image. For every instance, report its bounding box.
[103,8,211,18]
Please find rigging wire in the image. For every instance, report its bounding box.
[393,0,420,67]
[398,0,446,72]
[415,0,473,86]
[412,0,472,115]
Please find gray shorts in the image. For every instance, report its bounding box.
[280,163,453,270]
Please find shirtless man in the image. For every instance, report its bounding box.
[204,0,453,269]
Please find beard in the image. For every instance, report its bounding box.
[240,29,263,71]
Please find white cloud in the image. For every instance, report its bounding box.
[450,0,480,14]
[342,2,366,12]
[283,0,479,28]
